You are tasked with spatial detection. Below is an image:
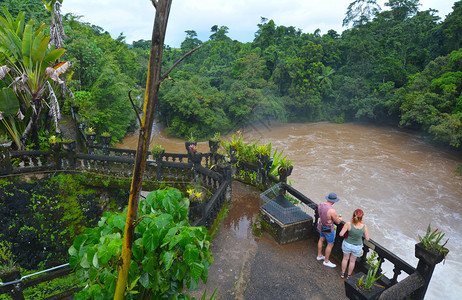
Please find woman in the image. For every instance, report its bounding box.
[339,209,369,279]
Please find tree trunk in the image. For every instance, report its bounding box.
[113,1,172,299]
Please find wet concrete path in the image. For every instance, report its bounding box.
[189,181,348,300]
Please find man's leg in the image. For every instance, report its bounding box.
[317,237,325,259]
[324,242,334,263]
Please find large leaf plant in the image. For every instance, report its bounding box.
[0,7,70,149]
[69,188,214,299]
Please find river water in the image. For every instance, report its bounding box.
[117,121,462,300]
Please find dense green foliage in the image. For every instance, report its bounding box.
[62,15,141,143]
[0,174,129,270]
[69,188,213,299]
[2,0,461,149]
[154,1,462,146]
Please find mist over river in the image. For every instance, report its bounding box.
[117,121,462,299]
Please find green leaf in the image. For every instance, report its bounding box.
[88,267,98,282]
[98,216,107,227]
[69,253,79,268]
[183,244,199,265]
[97,244,112,265]
[190,262,204,281]
[143,223,160,252]
[139,272,150,288]
[80,253,90,268]
[21,23,33,67]
[132,238,144,261]
[73,234,88,250]
[156,213,173,229]
[113,215,126,231]
[92,250,99,268]
[43,48,65,65]
[68,245,77,256]
[0,87,19,116]
[162,250,175,271]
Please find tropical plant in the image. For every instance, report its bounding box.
[279,157,293,168]
[357,251,384,291]
[69,188,213,299]
[0,240,17,275]
[0,7,71,149]
[151,144,165,159]
[187,186,204,204]
[101,131,111,137]
[255,143,271,157]
[85,127,95,135]
[268,147,284,176]
[48,135,61,144]
[418,223,449,258]
[210,132,221,142]
[187,132,196,143]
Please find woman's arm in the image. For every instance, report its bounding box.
[364,224,370,241]
[340,222,350,237]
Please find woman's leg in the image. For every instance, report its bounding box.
[348,254,357,276]
[342,252,350,276]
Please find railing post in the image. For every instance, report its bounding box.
[413,243,447,300]
[156,160,163,181]
[0,146,13,175]
[0,267,25,300]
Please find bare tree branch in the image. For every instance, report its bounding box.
[151,0,158,9]
[160,46,201,81]
[128,90,142,126]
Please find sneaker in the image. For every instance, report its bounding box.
[323,261,336,268]
[316,255,325,261]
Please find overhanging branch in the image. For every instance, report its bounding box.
[128,90,142,126]
[160,46,201,81]
[151,0,158,9]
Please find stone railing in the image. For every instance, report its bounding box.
[0,144,231,228]
[273,182,443,300]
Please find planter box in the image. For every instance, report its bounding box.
[344,272,385,300]
[100,136,112,145]
[415,242,444,266]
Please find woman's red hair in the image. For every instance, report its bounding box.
[352,209,364,225]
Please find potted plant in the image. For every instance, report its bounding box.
[85,127,96,142]
[345,251,385,300]
[188,144,202,163]
[255,143,271,165]
[185,133,197,152]
[187,185,204,221]
[151,144,165,161]
[208,132,221,153]
[416,224,449,265]
[100,131,112,145]
[277,157,293,177]
[48,135,62,151]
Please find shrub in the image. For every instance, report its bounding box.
[69,188,213,299]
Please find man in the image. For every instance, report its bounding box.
[317,192,342,268]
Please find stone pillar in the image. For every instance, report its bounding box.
[0,143,13,175]
[413,242,448,300]
[0,267,25,300]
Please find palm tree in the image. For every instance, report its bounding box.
[318,65,335,91]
